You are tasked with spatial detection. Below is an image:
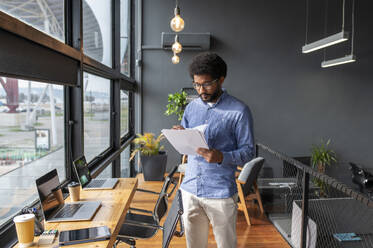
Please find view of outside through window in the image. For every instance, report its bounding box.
[120,90,129,136]
[97,163,112,178]
[120,0,130,76]
[83,73,110,163]
[0,0,65,42]
[0,77,65,227]
[121,146,130,178]
[83,0,112,67]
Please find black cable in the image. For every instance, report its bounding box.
[305,0,309,45]
[323,0,329,61]
[351,0,355,55]
[342,0,346,31]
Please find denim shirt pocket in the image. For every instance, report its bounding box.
[208,117,233,147]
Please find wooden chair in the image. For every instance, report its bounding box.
[177,154,187,187]
[236,157,265,226]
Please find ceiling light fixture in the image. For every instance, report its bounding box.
[170,0,184,32]
[321,0,356,68]
[302,31,349,53]
[302,0,348,54]
[172,35,182,54]
[172,53,180,64]
[321,55,356,68]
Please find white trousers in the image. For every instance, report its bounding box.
[181,189,238,248]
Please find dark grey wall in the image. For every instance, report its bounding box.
[140,0,373,172]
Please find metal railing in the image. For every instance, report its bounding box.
[256,143,373,248]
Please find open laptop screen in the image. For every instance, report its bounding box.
[36,169,63,221]
[73,156,92,187]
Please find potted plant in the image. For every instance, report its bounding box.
[311,139,337,196]
[164,90,188,121]
[129,133,167,181]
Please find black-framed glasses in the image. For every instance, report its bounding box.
[192,79,219,90]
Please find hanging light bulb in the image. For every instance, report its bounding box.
[172,35,182,54]
[172,53,180,64]
[170,4,184,32]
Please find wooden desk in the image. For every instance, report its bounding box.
[14,178,137,248]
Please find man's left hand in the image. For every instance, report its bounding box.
[196,148,223,163]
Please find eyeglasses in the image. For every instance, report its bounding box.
[192,79,219,90]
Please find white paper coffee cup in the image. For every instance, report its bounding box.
[13,214,35,247]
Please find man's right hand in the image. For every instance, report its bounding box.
[172,125,185,130]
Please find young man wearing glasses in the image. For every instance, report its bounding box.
[173,52,254,248]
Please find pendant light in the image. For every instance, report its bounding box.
[172,35,182,54]
[321,0,356,68]
[170,0,185,32]
[172,53,180,64]
[302,0,349,54]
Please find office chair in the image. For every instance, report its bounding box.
[236,157,265,226]
[136,164,179,197]
[114,190,184,248]
[124,165,179,229]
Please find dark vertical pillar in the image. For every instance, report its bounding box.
[65,0,83,181]
[112,0,122,178]
[300,171,310,248]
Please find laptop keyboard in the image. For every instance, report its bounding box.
[86,179,107,188]
[55,204,83,218]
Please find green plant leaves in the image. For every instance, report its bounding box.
[129,133,164,161]
[165,90,188,121]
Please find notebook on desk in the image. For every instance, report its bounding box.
[36,169,101,222]
[73,156,118,190]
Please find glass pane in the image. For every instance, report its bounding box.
[83,0,112,67]
[96,164,112,178]
[0,0,64,42]
[120,0,130,76]
[83,72,110,163]
[120,90,129,136]
[121,146,130,178]
[0,77,65,226]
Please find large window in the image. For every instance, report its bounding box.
[0,0,64,42]
[120,0,130,76]
[97,164,112,178]
[83,0,112,67]
[121,146,131,177]
[0,77,65,227]
[120,90,129,136]
[83,73,111,163]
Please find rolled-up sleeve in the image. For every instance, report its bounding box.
[221,106,254,166]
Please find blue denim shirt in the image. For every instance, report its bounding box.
[180,90,254,198]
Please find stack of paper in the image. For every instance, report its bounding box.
[162,126,209,155]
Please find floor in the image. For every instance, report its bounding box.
[117,175,290,248]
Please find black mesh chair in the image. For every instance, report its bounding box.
[124,165,179,229]
[114,190,184,248]
[136,165,179,197]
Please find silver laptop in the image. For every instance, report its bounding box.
[36,169,101,222]
[73,156,118,190]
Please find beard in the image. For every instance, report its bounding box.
[199,88,222,103]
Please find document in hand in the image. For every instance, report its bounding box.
[161,128,209,155]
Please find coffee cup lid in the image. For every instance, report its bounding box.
[13,214,35,223]
[68,181,80,187]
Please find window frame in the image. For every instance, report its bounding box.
[0,0,136,244]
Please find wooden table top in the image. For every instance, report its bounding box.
[14,178,138,248]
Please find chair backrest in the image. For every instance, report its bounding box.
[238,157,265,195]
[162,190,184,248]
[159,165,179,197]
[153,192,169,224]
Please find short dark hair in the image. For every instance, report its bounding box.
[189,52,227,79]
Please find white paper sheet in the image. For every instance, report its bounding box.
[161,128,209,155]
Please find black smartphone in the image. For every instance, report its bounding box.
[59,226,111,246]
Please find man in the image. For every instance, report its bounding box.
[173,52,254,248]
